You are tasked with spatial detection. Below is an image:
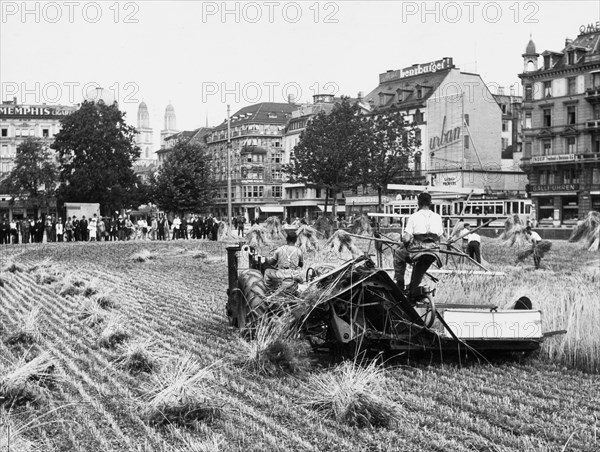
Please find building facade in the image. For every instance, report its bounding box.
[206,102,297,221]
[363,57,527,194]
[519,25,600,226]
[0,99,78,218]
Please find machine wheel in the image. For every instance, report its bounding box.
[234,269,269,329]
[413,294,436,329]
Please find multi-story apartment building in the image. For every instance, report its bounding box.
[206,102,297,221]
[0,99,78,218]
[493,89,524,170]
[281,94,346,220]
[363,57,527,193]
[519,24,600,226]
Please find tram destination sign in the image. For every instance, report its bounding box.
[530,184,579,192]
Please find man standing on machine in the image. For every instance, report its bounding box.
[393,191,444,299]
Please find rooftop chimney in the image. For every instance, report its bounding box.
[357,91,363,100]
[287,94,295,104]
[565,38,573,46]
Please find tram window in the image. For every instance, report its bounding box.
[496,205,503,214]
[484,206,492,214]
[464,206,471,214]
[525,204,531,214]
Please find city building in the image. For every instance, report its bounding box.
[156,127,212,166]
[206,102,298,221]
[135,101,156,166]
[0,98,78,218]
[281,94,350,220]
[363,57,527,194]
[493,88,524,174]
[519,24,600,226]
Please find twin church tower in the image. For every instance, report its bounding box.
[135,102,178,165]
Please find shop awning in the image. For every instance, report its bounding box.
[317,205,346,213]
[259,206,284,213]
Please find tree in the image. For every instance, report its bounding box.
[284,98,366,215]
[150,140,216,214]
[360,105,420,212]
[52,100,141,215]
[4,137,58,215]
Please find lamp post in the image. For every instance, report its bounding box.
[227,105,232,228]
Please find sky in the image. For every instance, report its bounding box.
[2,1,600,148]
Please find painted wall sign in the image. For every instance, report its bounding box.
[531,184,579,192]
[0,105,74,117]
[531,154,576,163]
[379,57,454,83]
[429,116,461,151]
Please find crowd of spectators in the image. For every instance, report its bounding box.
[0,213,228,245]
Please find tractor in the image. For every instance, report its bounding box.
[225,242,563,359]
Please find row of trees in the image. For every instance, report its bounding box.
[1,97,418,217]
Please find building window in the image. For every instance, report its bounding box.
[566,137,576,154]
[414,151,422,173]
[415,109,423,123]
[542,140,552,155]
[594,104,600,120]
[1,128,7,137]
[271,152,282,163]
[415,129,421,145]
[543,109,552,127]
[593,167,600,184]
[543,81,552,98]
[502,120,508,132]
[1,145,8,157]
[464,114,469,126]
[525,112,532,129]
[539,171,547,185]
[272,186,281,198]
[524,85,533,101]
[567,106,576,125]
[464,135,470,149]
[42,128,49,138]
[567,52,575,65]
[543,55,551,69]
[416,87,423,99]
[524,141,532,157]
[594,73,600,88]
[501,138,509,150]
[567,77,577,95]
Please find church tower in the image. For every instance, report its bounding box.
[522,36,539,72]
[135,101,155,165]
[160,103,178,149]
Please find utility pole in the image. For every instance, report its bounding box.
[227,105,233,228]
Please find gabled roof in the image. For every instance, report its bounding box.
[363,70,451,111]
[212,102,298,132]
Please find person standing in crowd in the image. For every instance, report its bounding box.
[80,216,89,241]
[34,216,43,243]
[71,215,79,241]
[50,215,57,242]
[206,215,214,240]
[109,216,117,241]
[172,215,181,240]
[56,217,64,242]
[88,214,98,241]
[0,217,9,244]
[150,216,158,240]
[236,214,245,237]
[211,217,220,241]
[21,217,30,244]
[65,217,73,242]
[9,218,19,244]
[463,224,481,264]
[180,215,187,240]
[117,216,126,241]
[157,215,166,241]
[44,215,53,242]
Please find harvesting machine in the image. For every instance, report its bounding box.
[225,243,562,359]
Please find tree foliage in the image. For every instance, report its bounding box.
[284,98,366,213]
[51,100,140,214]
[360,105,419,211]
[150,140,216,214]
[3,137,58,211]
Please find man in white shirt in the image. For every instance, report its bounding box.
[463,224,481,264]
[525,226,542,268]
[393,192,444,298]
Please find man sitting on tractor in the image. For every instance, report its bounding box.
[393,191,444,299]
[264,229,304,291]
